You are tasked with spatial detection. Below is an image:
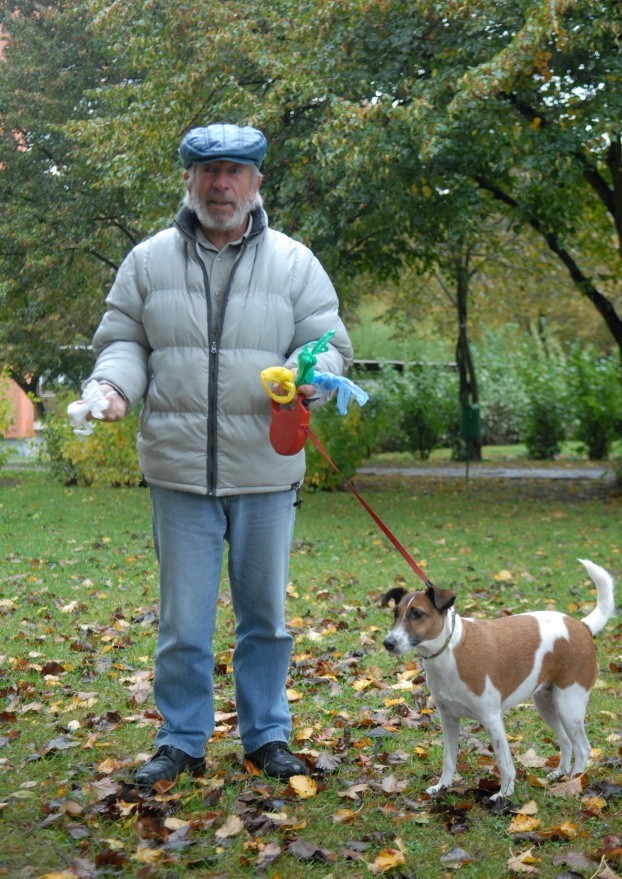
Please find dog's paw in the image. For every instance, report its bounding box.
[425,782,446,796]
[546,768,567,782]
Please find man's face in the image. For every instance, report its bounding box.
[184,160,262,233]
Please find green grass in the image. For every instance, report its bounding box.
[0,468,620,878]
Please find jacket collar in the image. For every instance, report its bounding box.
[174,204,267,244]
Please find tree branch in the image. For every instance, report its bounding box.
[475,175,622,349]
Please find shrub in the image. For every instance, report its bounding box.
[398,364,457,459]
[567,347,622,460]
[356,366,409,454]
[515,333,569,459]
[473,332,528,445]
[40,391,142,487]
[304,399,374,490]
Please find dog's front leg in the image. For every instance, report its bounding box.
[484,713,516,801]
[426,706,460,796]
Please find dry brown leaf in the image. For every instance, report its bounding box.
[367,847,406,874]
[215,814,245,839]
[507,848,540,874]
[549,776,585,798]
[514,799,539,816]
[337,783,369,800]
[287,775,317,799]
[88,778,121,800]
[332,808,360,824]
[508,814,541,834]
[542,820,580,840]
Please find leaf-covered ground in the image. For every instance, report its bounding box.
[0,469,620,879]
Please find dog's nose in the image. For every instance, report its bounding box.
[383,637,396,653]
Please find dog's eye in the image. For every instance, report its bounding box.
[409,609,425,620]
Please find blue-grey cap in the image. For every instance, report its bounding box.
[178,124,268,169]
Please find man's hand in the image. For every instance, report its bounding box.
[92,384,127,422]
[296,383,317,399]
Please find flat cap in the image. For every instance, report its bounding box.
[178,124,268,169]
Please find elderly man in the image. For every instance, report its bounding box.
[87,123,353,790]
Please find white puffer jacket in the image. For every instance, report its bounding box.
[90,206,353,495]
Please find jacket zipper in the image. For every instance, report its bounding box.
[198,240,248,494]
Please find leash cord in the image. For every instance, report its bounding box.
[303,426,434,589]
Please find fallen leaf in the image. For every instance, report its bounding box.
[507,848,540,874]
[549,776,585,798]
[337,783,369,800]
[332,808,360,824]
[508,814,541,834]
[215,814,245,839]
[514,800,539,816]
[368,847,406,874]
[286,775,317,799]
[440,846,478,866]
[315,752,341,772]
[287,838,337,863]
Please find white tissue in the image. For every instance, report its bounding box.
[67,381,110,435]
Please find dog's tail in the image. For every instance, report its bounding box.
[578,559,616,636]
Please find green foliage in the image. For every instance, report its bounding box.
[566,346,622,461]
[473,331,528,445]
[40,393,142,487]
[514,335,569,460]
[304,400,374,490]
[399,365,458,459]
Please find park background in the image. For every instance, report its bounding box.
[0,2,621,878]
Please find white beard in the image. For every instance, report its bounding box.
[186,188,261,232]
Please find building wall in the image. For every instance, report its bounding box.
[4,380,36,439]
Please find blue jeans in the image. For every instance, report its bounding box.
[149,485,297,758]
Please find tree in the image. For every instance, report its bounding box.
[255,0,622,357]
[2,0,620,391]
[0,1,143,400]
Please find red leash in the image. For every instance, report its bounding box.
[303,425,434,589]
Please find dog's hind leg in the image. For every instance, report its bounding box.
[533,685,573,780]
[426,707,461,795]
[555,684,592,778]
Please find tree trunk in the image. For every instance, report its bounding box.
[455,260,482,462]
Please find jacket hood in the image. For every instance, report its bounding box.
[174,204,268,242]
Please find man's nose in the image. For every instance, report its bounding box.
[210,171,230,189]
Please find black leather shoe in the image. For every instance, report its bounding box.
[134,745,205,790]
[245,741,308,780]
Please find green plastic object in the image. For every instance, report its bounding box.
[295,330,336,387]
[460,404,481,441]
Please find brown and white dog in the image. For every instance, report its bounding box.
[382,559,615,801]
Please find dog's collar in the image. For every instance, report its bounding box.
[419,608,456,660]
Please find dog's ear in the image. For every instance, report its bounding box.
[381,587,408,608]
[426,585,456,613]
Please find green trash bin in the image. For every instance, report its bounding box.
[460,404,481,442]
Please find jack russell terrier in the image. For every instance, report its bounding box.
[382,559,615,801]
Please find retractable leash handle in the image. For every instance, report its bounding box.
[269,395,311,456]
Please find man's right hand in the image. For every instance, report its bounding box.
[91,384,127,422]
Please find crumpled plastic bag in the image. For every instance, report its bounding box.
[310,372,369,415]
[67,381,109,435]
